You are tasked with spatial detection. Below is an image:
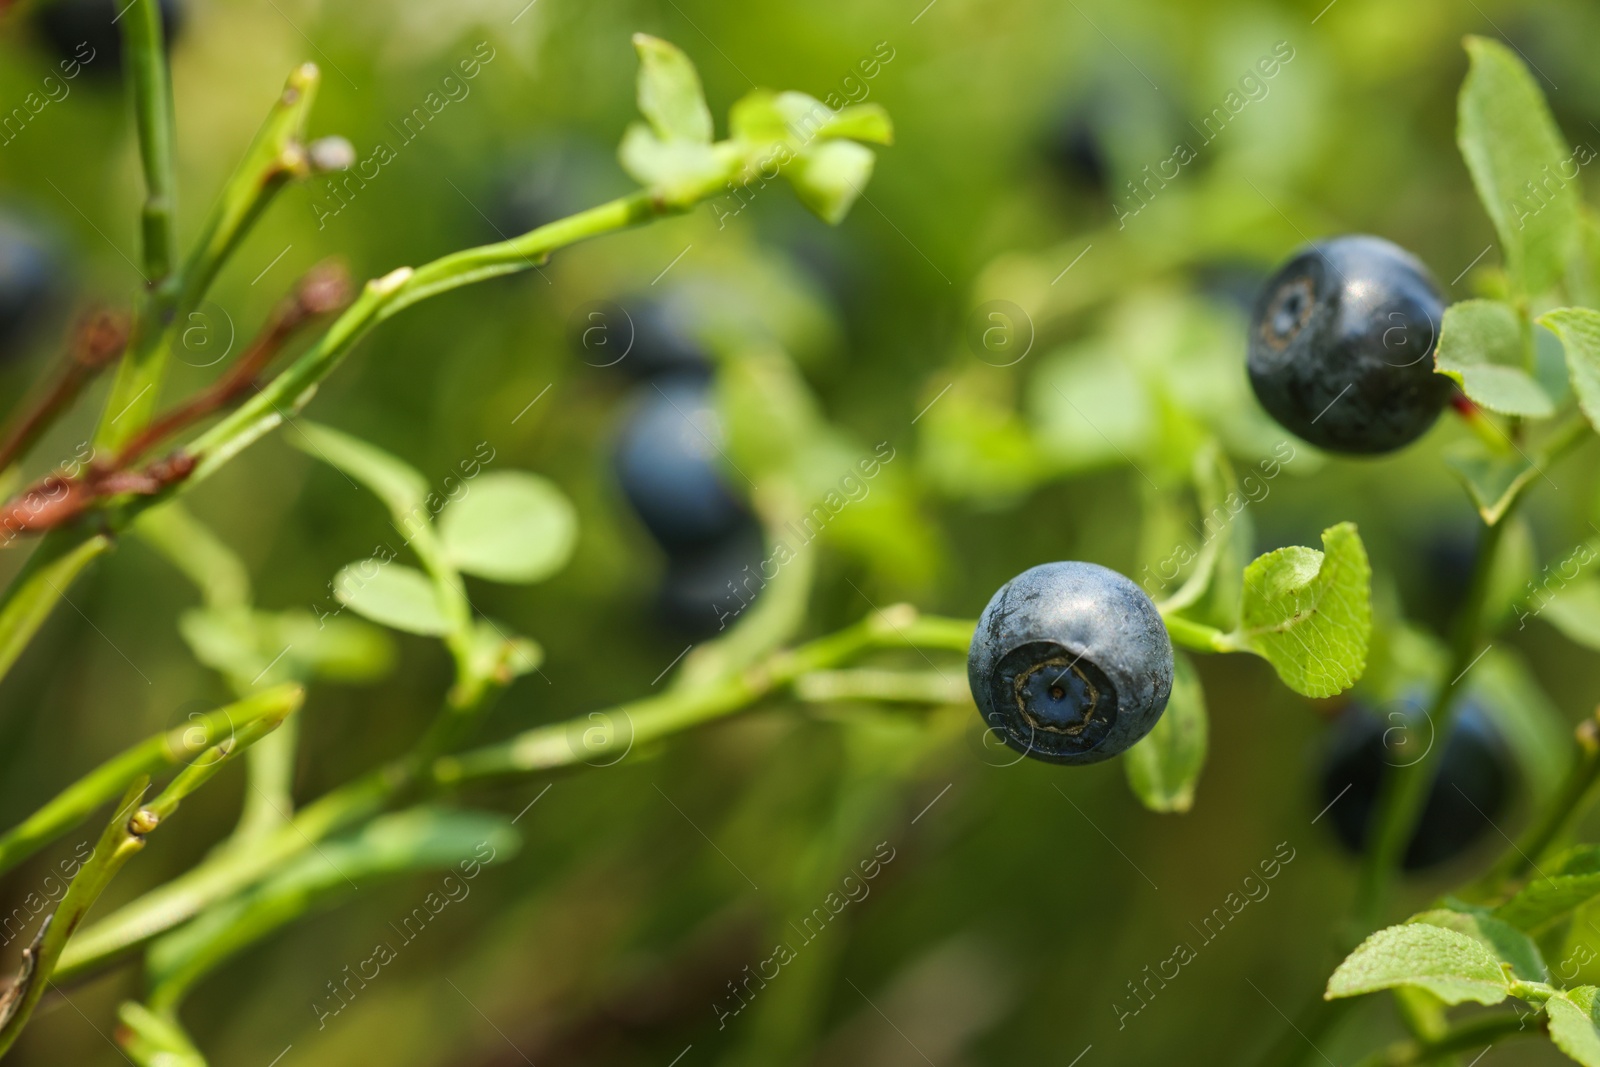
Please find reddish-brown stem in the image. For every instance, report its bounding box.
[0,311,130,473]
[112,261,351,469]
[0,263,348,543]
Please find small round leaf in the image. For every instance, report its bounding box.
[439,472,578,584]
[333,562,452,636]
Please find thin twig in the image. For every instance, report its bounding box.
[0,264,349,542]
[0,311,130,472]
[113,261,351,468]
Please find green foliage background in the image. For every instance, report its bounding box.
[3,0,1600,1063]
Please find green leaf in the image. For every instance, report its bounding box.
[147,808,519,1009]
[1435,300,1553,418]
[1412,909,1548,982]
[178,607,395,689]
[438,472,577,584]
[268,611,396,684]
[815,103,893,145]
[1458,36,1577,295]
[116,1001,205,1067]
[1496,847,1600,932]
[1548,986,1600,1067]
[1444,442,1542,526]
[1231,523,1372,698]
[1544,578,1600,650]
[1325,922,1511,1005]
[333,562,451,636]
[631,34,713,144]
[786,140,875,224]
[1541,308,1600,433]
[1123,651,1207,813]
[730,91,893,149]
[290,421,428,517]
[617,123,728,201]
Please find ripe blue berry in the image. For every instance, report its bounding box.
[968,561,1174,765]
[656,520,765,638]
[613,375,748,553]
[1248,235,1449,454]
[1041,103,1109,192]
[1319,698,1512,870]
[0,216,60,361]
[35,0,185,75]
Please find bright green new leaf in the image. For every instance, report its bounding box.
[786,139,875,225]
[1412,909,1547,982]
[1123,651,1207,813]
[1325,922,1511,1005]
[814,103,893,145]
[1544,578,1600,650]
[439,472,577,584]
[1435,300,1554,418]
[1232,523,1372,698]
[333,562,451,636]
[729,90,790,142]
[1541,308,1600,433]
[1549,986,1600,1066]
[618,123,727,202]
[1458,36,1578,295]
[1495,847,1600,932]
[631,34,713,144]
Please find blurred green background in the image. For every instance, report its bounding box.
[3,0,1600,1063]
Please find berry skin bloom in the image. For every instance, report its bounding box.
[968,561,1173,765]
[1248,235,1450,455]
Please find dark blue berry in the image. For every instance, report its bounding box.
[34,0,185,76]
[655,519,766,638]
[1041,103,1109,192]
[1248,235,1450,454]
[613,375,748,553]
[573,294,711,380]
[968,561,1174,765]
[1319,698,1512,870]
[0,215,60,361]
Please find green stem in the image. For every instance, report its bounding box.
[96,0,179,450]
[0,779,151,1058]
[182,191,668,485]
[54,766,393,981]
[434,609,974,784]
[1349,1011,1531,1067]
[0,532,113,682]
[0,702,292,1054]
[1354,511,1511,931]
[125,0,176,283]
[54,609,973,978]
[1160,612,1236,654]
[0,191,672,695]
[0,686,303,877]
